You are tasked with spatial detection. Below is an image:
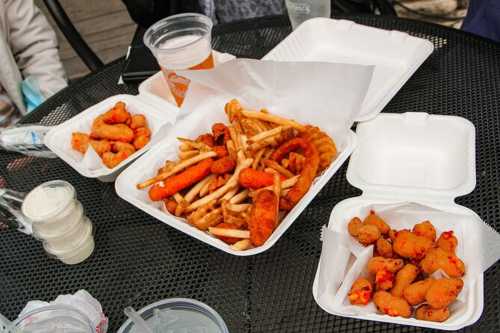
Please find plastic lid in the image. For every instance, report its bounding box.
[34,201,84,239]
[21,180,76,222]
[347,113,476,202]
[118,298,228,333]
[43,218,93,256]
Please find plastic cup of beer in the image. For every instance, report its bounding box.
[144,13,214,106]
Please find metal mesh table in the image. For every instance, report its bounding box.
[1,14,500,332]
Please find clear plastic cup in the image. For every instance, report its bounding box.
[143,13,214,107]
[118,298,228,333]
[10,304,96,333]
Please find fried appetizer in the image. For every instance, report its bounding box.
[299,125,337,172]
[437,231,458,254]
[420,247,465,278]
[415,305,450,322]
[363,210,390,235]
[368,257,404,274]
[348,278,373,305]
[348,217,363,237]
[248,189,279,246]
[357,225,381,246]
[393,230,434,260]
[403,278,435,306]
[391,264,419,297]
[375,269,395,290]
[425,278,464,309]
[373,291,412,318]
[412,220,436,241]
[376,238,393,258]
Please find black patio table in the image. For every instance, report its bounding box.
[1,14,500,333]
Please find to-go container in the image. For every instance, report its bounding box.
[118,298,228,333]
[312,112,485,330]
[21,180,95,265]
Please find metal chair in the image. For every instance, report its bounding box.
[42,0,104,72]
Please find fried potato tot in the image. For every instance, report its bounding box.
[347,217,363,237]
[437,231,458,254]
[375,270,394,290]
[420,247,465,278]
[412,220,437,241]
[363,210,390,235]
[373,291,412,318]
[391,264,419,297]
[425,278,464,309]
[415,305,450,322]
[348,278,373,305]
[376,238,393,258]
[357,224,381,246]
[393,230,434,260]
[368,257,404,274]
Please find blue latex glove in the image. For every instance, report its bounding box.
[21,77,45,112]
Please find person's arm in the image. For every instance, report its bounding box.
[5,0,67,98]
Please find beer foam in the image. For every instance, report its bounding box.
[155,35,211,70]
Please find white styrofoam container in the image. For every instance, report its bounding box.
[263,18,434,122]
[45,94,178,182]
[312,112,484,330]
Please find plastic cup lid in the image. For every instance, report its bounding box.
[21,180,76,223]
[43,218,93,256]
[118,298,228,333]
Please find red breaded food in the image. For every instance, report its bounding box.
[393,230,434,260]
[412,220,437,241]
[437,231,458,253]
[373,291,412,318]
[420,247,465,278]
[363,210,390,235]
[348,278,373,305]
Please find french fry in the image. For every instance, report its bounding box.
[241,109,305,131]
[230,189,249,204]
[179,142,192,152]
[226,203,251,212]
[177,137,211,151]
[137,151,217,189]
[240,134,249,153]
[259,175,299,192]
[252,148,265,169]
[231,239,252,251]
[187,158,253,212]
[209,227,250,239]
[179,150,199,160]
[272,171,281,199]
[228,126,240,151]
[237,149,246,165]
[248,126,286,144]
[185,174,215,203]
[194,208,222,231]
[175,200,187,217]
[173,193,184,204]
[248,135,279,151]
[199,175,216,197]
[221,186,239,202]
[263,159,295,178]
[226,140,237,161]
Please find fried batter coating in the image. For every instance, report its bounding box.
[213,222,242,245]
[164,199,177,215]
[90,122,134,143]
[100,101,130,124]
[348,278,373,305]
[299,125,337,172]
[357,224,381,246]
[376,238,393,258]
[391,264,419,297]
[284,152,306,174]
[102,142,135,168]
[403,278,435,306]
[348,217,363,237]
[239,168,277,189]
[393,230,434,260]
[133,127,151,150]
[368,257,404,274]
[425,278,464,309]
[437,231,458,254]
[129,114,147,129]
[71,132,90,154]
[248,189,278,246]
[412,220,437,241]
[420,247,465,278]
[196,133,215,147]
[363,210,390,235]
[271,137,320,211]
[89,139,112,156]
[415,305,450,322]
[373,291,412,318]
[212,123,231,145]
[375,270,394,290]
[388,229,397,242]
[211,156,236,175]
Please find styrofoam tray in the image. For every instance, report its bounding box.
[45,94,177,181]
[263,18,434,122]
[115,105,357,256]
[312,112,484,330]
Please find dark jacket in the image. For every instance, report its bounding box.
[122,0,200,28]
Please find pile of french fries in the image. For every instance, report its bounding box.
[137,99,337,251]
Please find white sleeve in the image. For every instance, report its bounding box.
[6,0,68,98]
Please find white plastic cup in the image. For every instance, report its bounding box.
[285,0,331,29]
[143,13,214,106]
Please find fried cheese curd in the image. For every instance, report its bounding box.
[348,278,373,305]
[373,291,412,318]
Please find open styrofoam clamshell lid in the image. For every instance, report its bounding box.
[263,18,434,122]
[312,112,500,330]
[45,94,177,182]
[116,58,375,255]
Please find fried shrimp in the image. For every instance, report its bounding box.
[271,137,319,210]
